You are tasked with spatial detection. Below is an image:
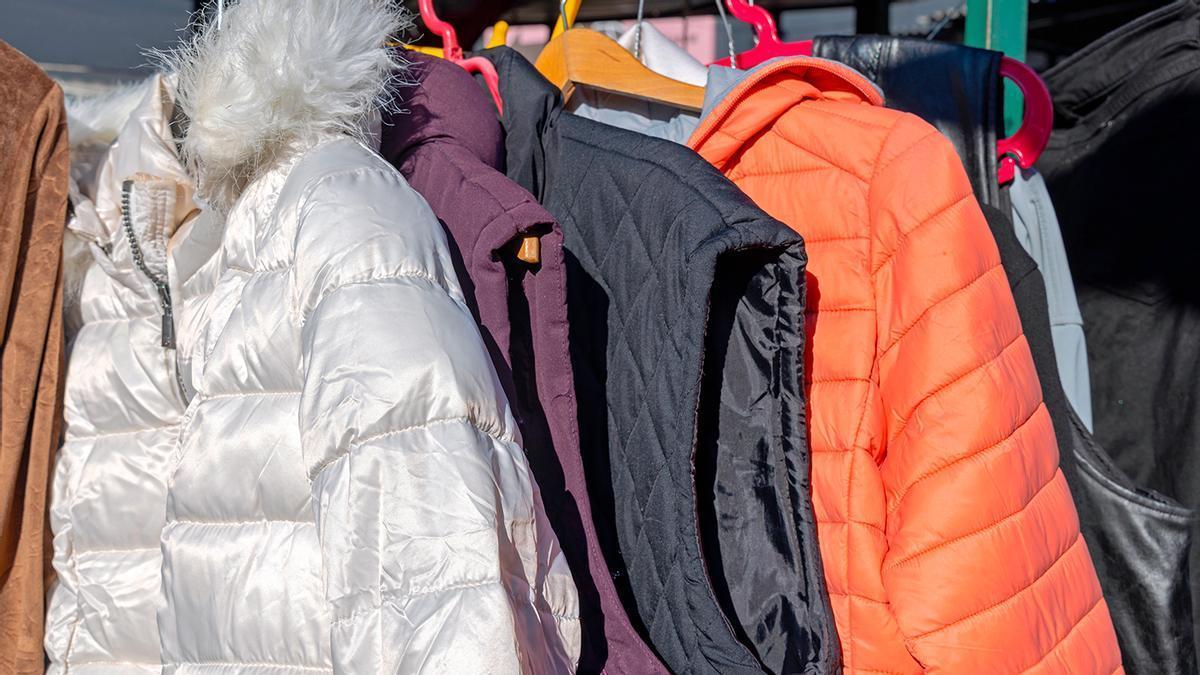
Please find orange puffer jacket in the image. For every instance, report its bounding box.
[689,59,1122,674]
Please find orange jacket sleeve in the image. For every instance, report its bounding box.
[868,114,1122,673]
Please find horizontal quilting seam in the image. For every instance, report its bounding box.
[197,390,300,401]
[766,128,871,183]
[1019,593,1105,674]
[912,533,1084,641]
[806,235,869,244]
[870,191,973,276]
[815,518,886,534]
[328,577,535,627]
[884,465,1059,571]
[879,263,1004,356]
[75,546,159,555]
[66,660,162,667]
[303,271,454,326]
[66,423,180,441]
[170,519,311,526]
[811,377,873,384]
[78,311,161,325]
[224,263,290,276]
[825,590,889,605]
[809,306,873,313]
[888,330,1025,443]
[728,164,850,183]
[887,403,1045,515]
[802,103,897,131]
[352,415,514,447]
[168,662,330,672]
[304,417,515,482]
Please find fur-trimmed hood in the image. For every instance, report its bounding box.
[163,0,409,211]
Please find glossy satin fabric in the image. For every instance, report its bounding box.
[158,136,580,673]
[687,59,1122,673]
[48,75,195,673]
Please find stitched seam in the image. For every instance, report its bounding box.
[888,331,1025,443]
[880,263,1004,356]
[803,103,896,131]
[306,416,516,481]
[330,577,503,623]
[871,129,943,180]
[767,128,872,183]
[66,423,180,441]
[884,465,1058,571]
[302,271,453,327]
[197,390,301,402]
[888,404,1045,516]
[811,377,873,384]
[77,311,160,325]
[1019,594,1105,674]
[167,662,330,672]
[807,235,869,244]
[171,519,311,526]
[913,533,1084,640]
[75,546,159,555]
[870,192,973,276]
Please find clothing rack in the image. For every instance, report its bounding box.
[965,0,1029,133]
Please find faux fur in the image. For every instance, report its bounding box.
[161,0,410,211]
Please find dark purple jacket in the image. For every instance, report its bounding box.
[379,52,666,675]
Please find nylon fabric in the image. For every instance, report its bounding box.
[482,46,838,674]
[379,51,665,674]
[158,135,580,674]
[48,74,195,675]
[687,58,1122,674]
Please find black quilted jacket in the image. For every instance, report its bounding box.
[478,47,840,675]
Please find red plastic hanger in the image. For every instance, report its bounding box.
[710,0,811,68]
[709,0,1052,184]
[996,57,1052,185]
[417,0,504,116]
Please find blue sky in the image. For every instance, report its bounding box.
[0,0,193,73]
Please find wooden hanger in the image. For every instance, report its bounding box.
[536,28,705,112]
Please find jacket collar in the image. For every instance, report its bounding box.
[166,0,409,212]
[381,50,505,170]
[479,47,563,202]
[66,74,196,247]
[688,56,883,170]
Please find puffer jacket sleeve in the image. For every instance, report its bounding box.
[868,115,1122,673]
[291,162,580,674]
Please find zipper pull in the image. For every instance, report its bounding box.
[161,303,176,348]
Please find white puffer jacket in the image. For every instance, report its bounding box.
[49,75,197,673]
[156,0,580,672]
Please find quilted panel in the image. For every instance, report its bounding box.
[691,68,1121,673]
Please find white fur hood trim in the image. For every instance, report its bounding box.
[163,0,409,211]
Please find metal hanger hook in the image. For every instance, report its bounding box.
[714,0,737,69]
[216,0,225,29]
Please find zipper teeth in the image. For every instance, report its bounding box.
[121,180,173,315]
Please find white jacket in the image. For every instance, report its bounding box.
[156,0,580,672]
[49,75,197,673]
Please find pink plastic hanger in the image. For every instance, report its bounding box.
[417,0,504,115]
[710,0,1052,184]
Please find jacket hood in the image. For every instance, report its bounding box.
[163,0,409,211]
[688,57,883,170]
[381,50,505,170]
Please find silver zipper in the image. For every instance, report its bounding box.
[121,179,176,348]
